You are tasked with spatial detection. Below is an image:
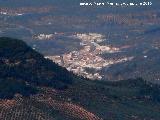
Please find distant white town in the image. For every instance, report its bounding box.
[45,33,134,80]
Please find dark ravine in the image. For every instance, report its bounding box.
[0,37,160,120]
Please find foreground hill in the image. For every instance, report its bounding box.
[0,37,75,98]
[0,37,160,120]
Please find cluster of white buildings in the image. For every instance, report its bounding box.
[73,33,106,43]
[36,34,54,40]
[46,33,134,80]
[0,11,24,16]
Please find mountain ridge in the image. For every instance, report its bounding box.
[0,37,76,99]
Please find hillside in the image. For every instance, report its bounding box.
[0,37,160,120]
[0,37,75,98]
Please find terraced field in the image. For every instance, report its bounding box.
[0,95,102,120]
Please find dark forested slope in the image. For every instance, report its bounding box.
[0,37,74,98]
